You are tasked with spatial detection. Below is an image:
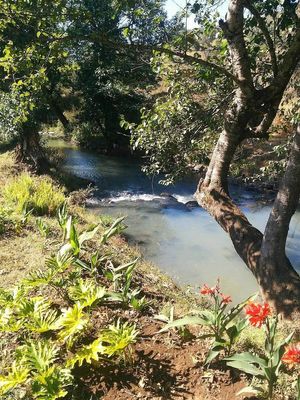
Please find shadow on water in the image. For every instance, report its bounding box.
[49,139,300,303]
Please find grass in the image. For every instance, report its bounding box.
[3,172,65,216]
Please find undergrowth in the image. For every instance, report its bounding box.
[0,207,142,399]
[3,172,65,216]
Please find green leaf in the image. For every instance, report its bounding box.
[159,315,207,332]
[0,363,29,395]
[225,352,267,369]
[226,360,263,376]
[205,348,222,364]
[237,386,265,396]
[58,303,88,346]
[78,224,99,246]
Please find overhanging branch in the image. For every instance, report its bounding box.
[244,0,278,77]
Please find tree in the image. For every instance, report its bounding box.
[0,0,73,171]
[0,0,178,162]
[131,0,300,316]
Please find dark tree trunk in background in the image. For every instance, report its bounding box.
[195,0,300,317]
[15,125,50,174]
[48,97,70,130]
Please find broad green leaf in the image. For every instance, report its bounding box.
[78,224,99,246]
[237,386,265,396]
[225,352,267,369]
[226,360,263,376]
[159,315,207,332]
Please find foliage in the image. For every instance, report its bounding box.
[124,52,222,184]
[0,92,21,142]
[160,281,251,362]
[225,303,294,399]
[3,173,65,216]
[0,206,143,399]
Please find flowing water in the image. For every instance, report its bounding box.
[49,139,300,302]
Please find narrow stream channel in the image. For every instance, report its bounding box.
[49,139,300,303]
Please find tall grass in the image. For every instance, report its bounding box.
[3,173,65,216]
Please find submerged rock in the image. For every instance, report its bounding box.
[185,201,199,209]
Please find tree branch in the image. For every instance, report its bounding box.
[48,32,240,85]
[244,0,278,77]
[219,0,255,96]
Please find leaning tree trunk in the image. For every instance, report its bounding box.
[48,96,70,130]
[195,0,300,317]
[15,125,50,174]
[196,123,300,317]
[258,125,300,316]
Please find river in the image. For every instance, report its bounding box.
[49,139,300,303]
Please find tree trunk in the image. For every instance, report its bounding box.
[48,97,70,130]
[196,117,300,317]
[258,125,300,316]
[15,125,50,174]
[195,0,300,317]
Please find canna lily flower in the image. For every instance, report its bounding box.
[221,294,232,304]
[200,284,214,295]
[245,302,271,328]
[200,283,219,296]
[282,343,300,367]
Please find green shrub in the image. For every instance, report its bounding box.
[3,173,65,216]
[0,212,140,399]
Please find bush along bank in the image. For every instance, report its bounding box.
[0,152,300,400]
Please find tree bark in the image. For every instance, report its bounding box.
[258,125,300,316]
[48,97,70,130]
[15,125,50,174]
[195,0,300,317]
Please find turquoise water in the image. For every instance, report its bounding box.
[49,139,300,303]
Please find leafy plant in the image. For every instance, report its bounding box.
[68,320,138,368]
[160,281,251,363]
[4,173,65,216]
[0,211,141,399]
[105,258,139,301]
[68,278,106,307]
[36,217,50,237]
[57,303,88,346]
[225,302,294,399]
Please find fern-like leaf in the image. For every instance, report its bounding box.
[26,309,60,333]
[0,363,29,395]
[67,338,105,368]
[57,303,87,346]
[99,320,138,358]
[31,366,72,400]
[68,279,106,307]
[22,340,59,373]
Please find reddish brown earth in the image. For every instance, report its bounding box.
[72,315,253,400]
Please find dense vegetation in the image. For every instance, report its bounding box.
[0,0,300,398]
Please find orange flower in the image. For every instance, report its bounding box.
[245,302,271,327]
[200,284,214,295]
[221,294,232,304]
[282,343,300,367]
[200,283,220,296]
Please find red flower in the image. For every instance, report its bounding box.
[282,343,300,367]
[200,280,221,296]
[245,302,271,327]
[200,283,220,296]
[200,284,214,295]
[221,294,232,304]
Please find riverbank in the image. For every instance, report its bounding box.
[0,151,299,400]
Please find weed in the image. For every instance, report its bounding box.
[3,173,65,216]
